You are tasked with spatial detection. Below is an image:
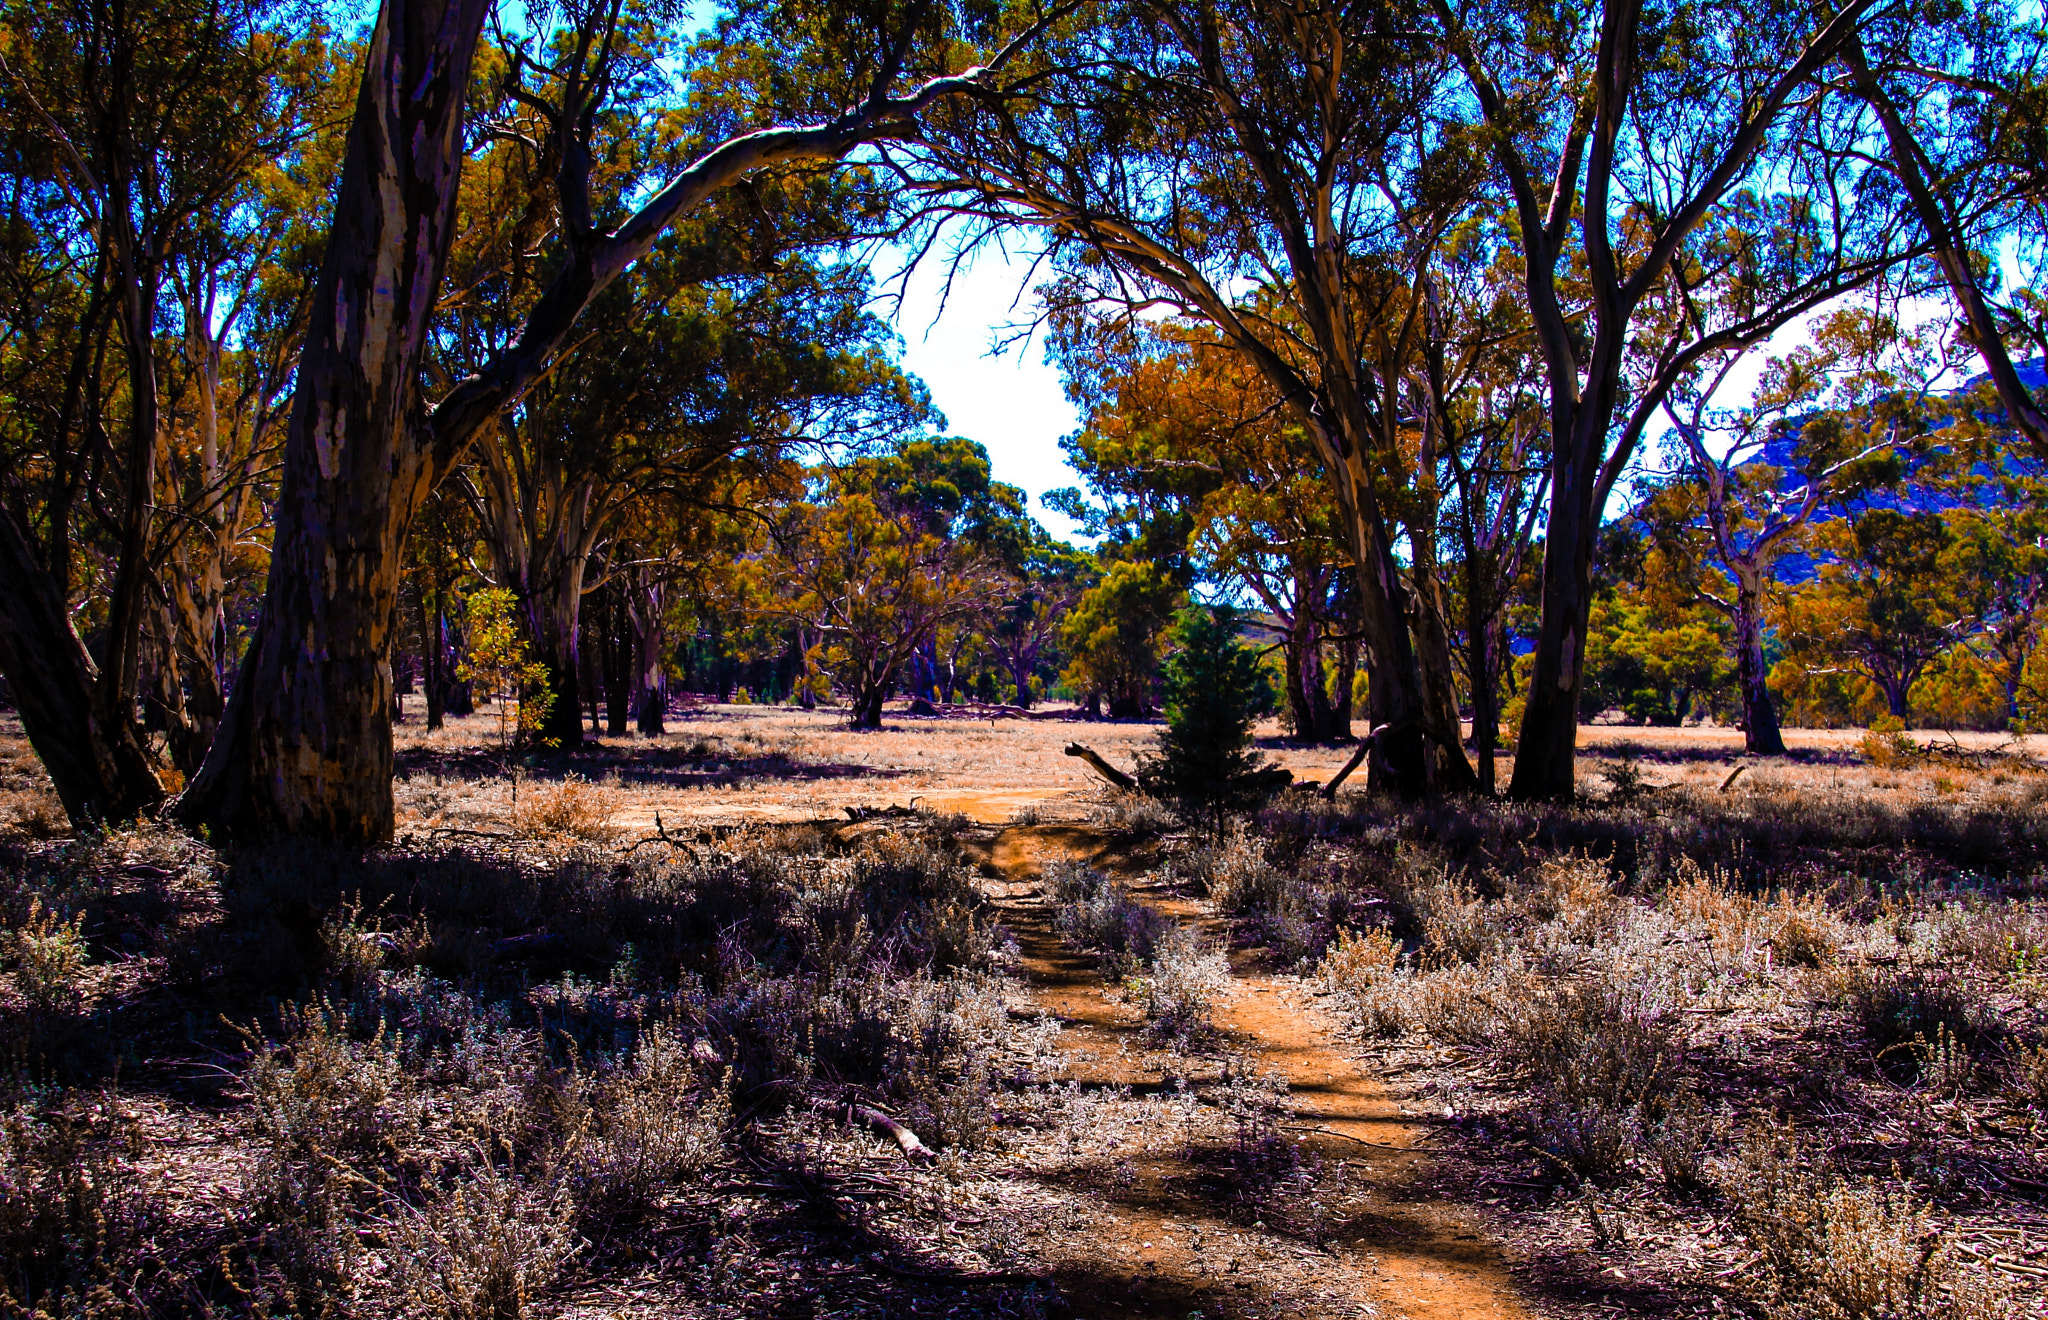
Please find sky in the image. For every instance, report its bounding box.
[877,245,1090,541]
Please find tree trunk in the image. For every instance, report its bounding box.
[526,560,587,751]
[599,584,632,735]
[1465,580,1499,794]
[628,575,665,735]
[1879,671,1913,725]
[1328,465,1451,797]
[1009,652,1036,708]
[1509,438,1601,799]
[1410,558,1478,792]
[851,678,889,730]
[0,511,163,823]
[166,565,227,770]
[1331,632,1356,742]
[1282,606,1314,740]
[1732,589,1786,755]
[178,0,489,842]
[95,229,162,755]
[417,591,446,730]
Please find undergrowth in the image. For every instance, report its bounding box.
[0,815,1036,1317]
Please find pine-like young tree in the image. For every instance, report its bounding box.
[1139,604,1285,832]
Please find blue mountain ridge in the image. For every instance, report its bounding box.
[1629,358,2045,585]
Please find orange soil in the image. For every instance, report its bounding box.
[973,824,1534,1320]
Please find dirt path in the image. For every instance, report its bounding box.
[974,824,1535,1320]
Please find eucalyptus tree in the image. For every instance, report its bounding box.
[1838,10,2048,456]
[176,0,1054,840]
[751,441,1010,728]
[1430,0,1922,797]
[0,0,326,822]
[1056,315,1359,741]
[456,250,930,750]
[1414,209,1552,789]
[1643,308,1940,754]
[989,527,1094,708]
[906,0,1488,793]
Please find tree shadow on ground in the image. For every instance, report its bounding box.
[393,738,914,789]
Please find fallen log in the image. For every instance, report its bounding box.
[846,1103,936,1163]
[1318,726,1385,800]
[1063,742,1138,790]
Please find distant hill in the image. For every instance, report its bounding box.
[1645,357,2044,584]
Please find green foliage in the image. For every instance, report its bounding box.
[1139,603,1278,830]
[456,589,555,748]
[1059,560,1182,717]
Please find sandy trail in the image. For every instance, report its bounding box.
[972,824,1534,1320]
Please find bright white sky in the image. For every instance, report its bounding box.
[879,245,1089,541]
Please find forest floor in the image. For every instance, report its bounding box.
[1,704,2047,1319]
[370,696,2048,838]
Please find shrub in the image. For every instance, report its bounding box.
[1322,926,1403,997]
[1936,901,2048,975]
[1415,874,1505,967]
[245,1003,415,1163]
[1498,979,1688,1183]
[4,896,89,1013]
[1138,603,1281,832]
[2007,1041,2048,1108]
[388,1155,581,1320]
[0,1093,159,1312]
[1859,726,1923,770]
[457,587,555,749]
[1089,789,1180,835]
[1840,963,1993,1083]
[1771,898,1842,968]
[1138,925,1229,1049]
[243,1003,419,1296]
[1045,860,1168,973]
[563,1024,729,1221]
[1719,1124,2018,1320]
[512,777,620,842]
[1320,927,1409,1038]
[1190,830,1287,916]
[1516,854,1616,945]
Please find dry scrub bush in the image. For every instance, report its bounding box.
[511,776,620,841]
[1046,860,1168,974]
[1837,963,1994,1084]
[1,791,64,841]
[242,1003,419,1293]
[0,1093,159,1314]
[1719,1125,2018,1320]
[562,1024,729,1221]
[1089,789,1180,835]
[1499,978,1692,1184]
[3,896,88,1012]
[1178,828,1377,966]
[1859,728,1924,770]
[1935,900,2048,975]
[246,1003,416,1162]
[1187,830,1285,913]
[2008,1042,2048,1108]
[1320,927,1410,1038]
[1662,860,1844,970]
[1137,926,1230,1049]
[388,1154,581,1320]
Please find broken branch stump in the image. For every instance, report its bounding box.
[1063,742,1138,791]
